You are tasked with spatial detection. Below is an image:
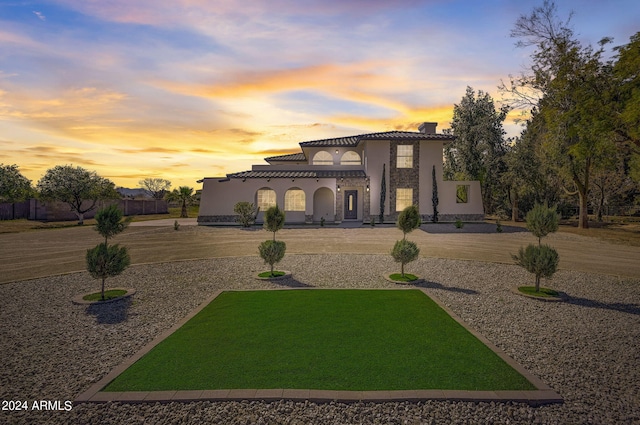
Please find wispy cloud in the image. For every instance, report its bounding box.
[32,11,46,21]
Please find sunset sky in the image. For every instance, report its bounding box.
[1,1,638,189]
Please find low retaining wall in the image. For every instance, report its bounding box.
[0,199,168,221]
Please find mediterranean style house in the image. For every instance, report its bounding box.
[197,122,483,225]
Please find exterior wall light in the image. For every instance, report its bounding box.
[366,184,370,192]
[337,185,341,192]
[335,149,339,155]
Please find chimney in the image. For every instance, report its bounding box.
[418,122,437,134]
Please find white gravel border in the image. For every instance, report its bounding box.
[1,254,638,424]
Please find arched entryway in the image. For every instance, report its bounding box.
[313,187,334,222]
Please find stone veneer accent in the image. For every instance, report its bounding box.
[197,215,238,224]
[389,141,420,221]
[335,177,370,222]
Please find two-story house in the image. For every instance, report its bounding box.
[197,122,483,225]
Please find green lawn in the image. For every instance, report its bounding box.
[105,289,535,392]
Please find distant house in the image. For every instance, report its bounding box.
[197,122,483,225]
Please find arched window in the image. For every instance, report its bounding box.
[256,188,276,211]
[312,151,333,165]
[284,189,305,211]
[340,151,361,165]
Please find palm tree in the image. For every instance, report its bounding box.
[166,186,196,218]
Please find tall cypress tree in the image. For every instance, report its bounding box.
[379,163,386,223]
[432,165,439,223]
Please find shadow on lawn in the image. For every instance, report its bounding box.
[416,280,479,295]
[563,295,640,316]
[86,297,132,324]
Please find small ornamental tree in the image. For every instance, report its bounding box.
[86,204,131,301]
[397,204,421,240]
[512,244,559,292]
[234,201,259,227]
[391,205,422,279]
[513,203,560,292]
[94,204,131,245]
[86,244,131,301]
[259,205,286,277]
[263,204,285,240]
[258,240,286,277]
[0,164,34,202]
[525,203,559,245]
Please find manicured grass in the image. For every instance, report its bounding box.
[389,273,419,282]
[82,289,128,301]
[258,270,286,278]
[104,290,535,392]
[518,286,560,298]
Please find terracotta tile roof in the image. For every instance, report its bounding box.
[299,131,454,147]
[227,170,367,179]
[264,153,307,162]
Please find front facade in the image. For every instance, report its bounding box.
[197,122,483,225]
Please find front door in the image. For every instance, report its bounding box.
[344,190,358,220]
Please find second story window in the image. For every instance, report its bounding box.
[397,145,413,168]
[312,151,333,165]
[340,151,361,165]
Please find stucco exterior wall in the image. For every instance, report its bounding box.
[198,177,338,224]
[439,180,484,220]
[364,140,390,221]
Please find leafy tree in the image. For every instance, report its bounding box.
[446,86,509,214]
[391,239,420,278]
[431,165,439,223]
[234,201,259,227]
[379,163,386,223]
[503,1,618,228]
[86,204,131,301]
[397,204,421,239]
[86,244,130,301]
[512,244,559,292]
[263,204,285,240]
[611,32,640,149]
[0,164,34,202]
[258,240,286,277]
[37,165,119,225]
[165,186,197,218]
[139,178,171,199]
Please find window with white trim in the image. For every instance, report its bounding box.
[256,188,276,211]
[284,189,305,211]
[312,151,333,165]
[340,151,361,165]
[397,145,413,168]
[396,188,413,211]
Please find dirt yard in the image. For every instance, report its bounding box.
[1,222,638,284]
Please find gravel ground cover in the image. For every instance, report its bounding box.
[1,254,639,424]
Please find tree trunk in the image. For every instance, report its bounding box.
[535,275,540,292]
[401,262,405,278]
[578,190,589,229]
[181,201,188,218]
[511,190,519,222]
[76,212,84,225]
[101,277,106,301]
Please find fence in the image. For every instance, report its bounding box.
[0,199,168,221]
